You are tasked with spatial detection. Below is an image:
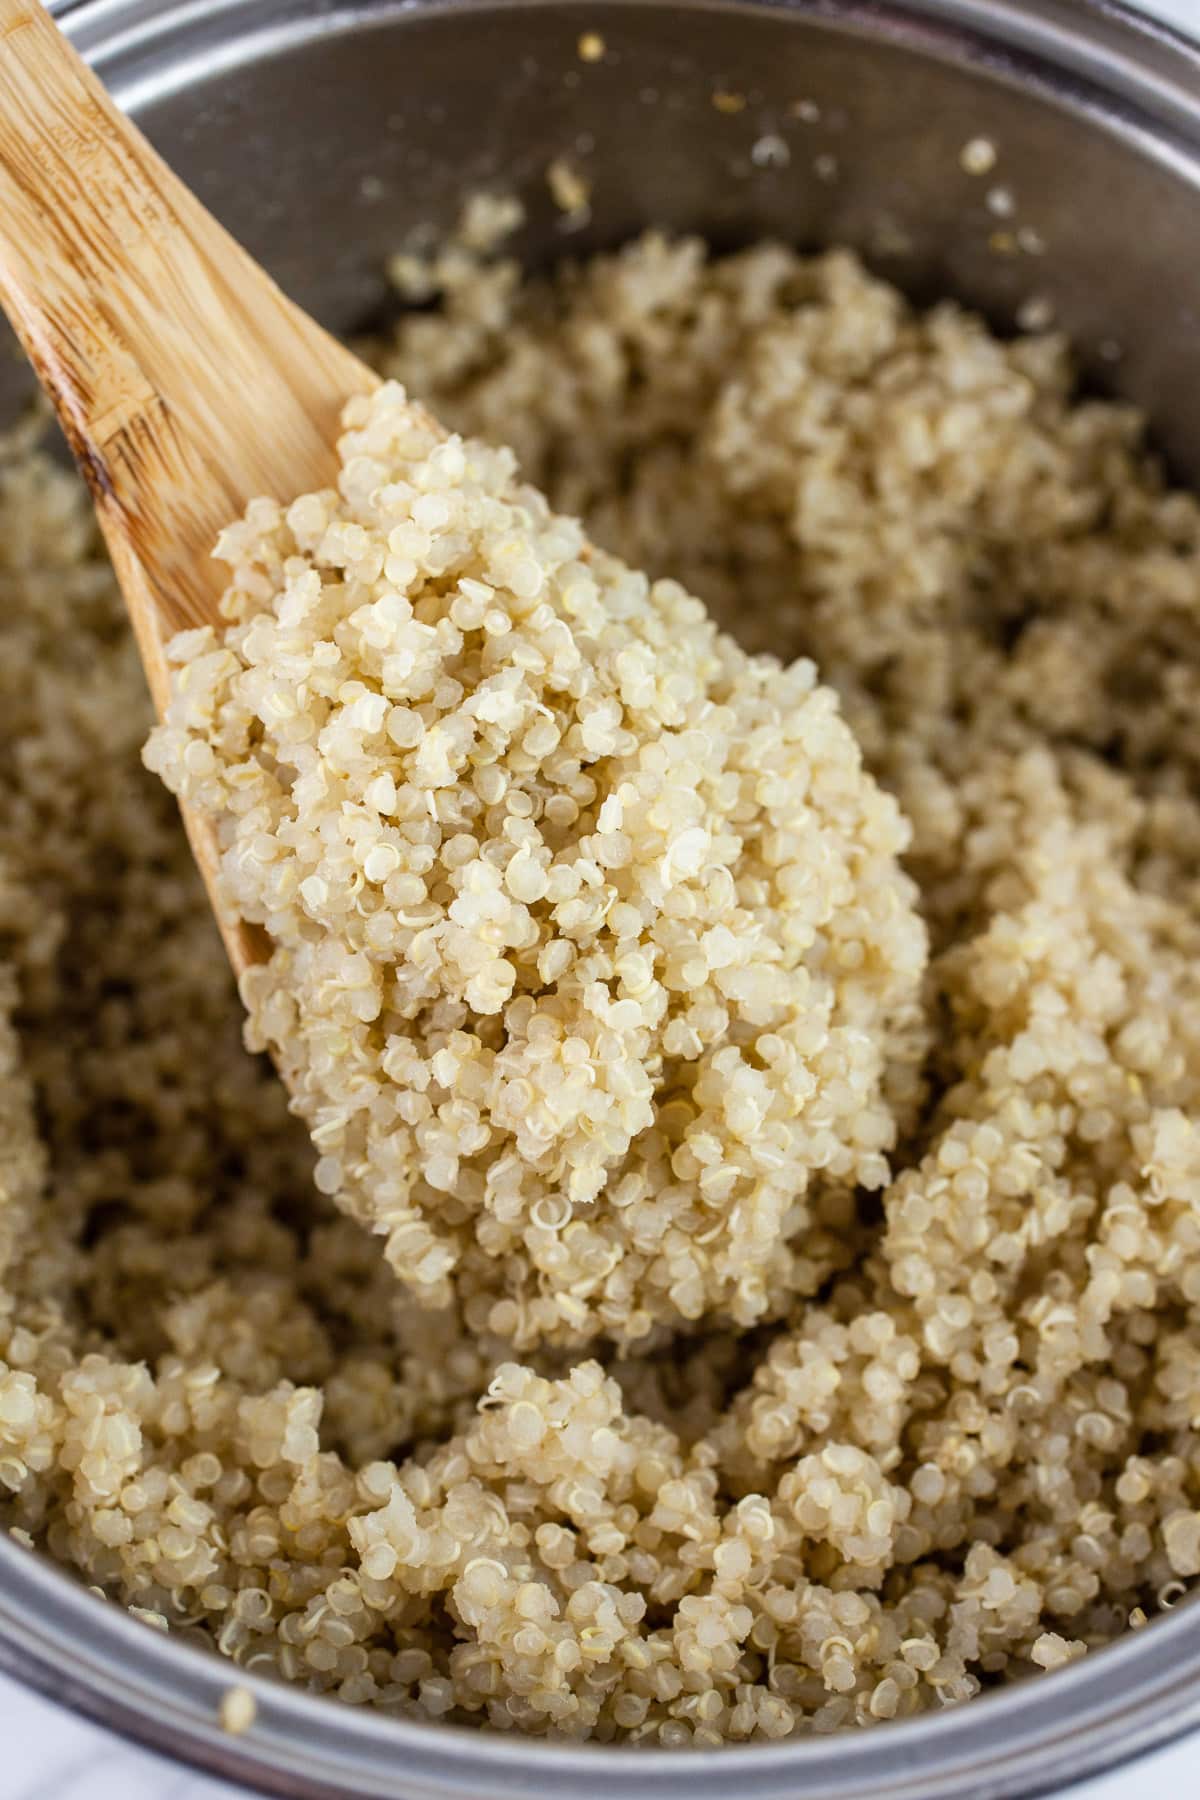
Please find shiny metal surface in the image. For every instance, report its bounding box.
[4,0,1200,1794]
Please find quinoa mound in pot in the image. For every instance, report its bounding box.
[2,230,1200,1739]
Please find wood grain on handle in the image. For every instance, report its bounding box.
[0,0,376,634]
[0,0,378,972]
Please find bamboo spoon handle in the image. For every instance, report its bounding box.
[0,0,377,651]
[0,0,378,974]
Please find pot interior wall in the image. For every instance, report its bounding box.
[13,0,1200,484]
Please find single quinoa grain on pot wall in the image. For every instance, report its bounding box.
[0,228,1199,1742]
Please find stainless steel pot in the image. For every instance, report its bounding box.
[4,0,1200,1794]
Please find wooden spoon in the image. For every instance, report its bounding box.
[0,0,386,975]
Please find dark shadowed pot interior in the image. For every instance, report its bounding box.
[3,1,1200,1795]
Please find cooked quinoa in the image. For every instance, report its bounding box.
[145,385,927,1347]
[3,231,1200,1741]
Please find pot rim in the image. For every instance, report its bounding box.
[4,1517,1200,1800]
[10,2,1200,1796]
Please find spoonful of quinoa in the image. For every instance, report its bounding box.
[0,1,927,1347]
[145,386,929,1345]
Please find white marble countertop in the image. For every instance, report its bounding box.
[3,1670,238,1800]
[7,0,1200,1793]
